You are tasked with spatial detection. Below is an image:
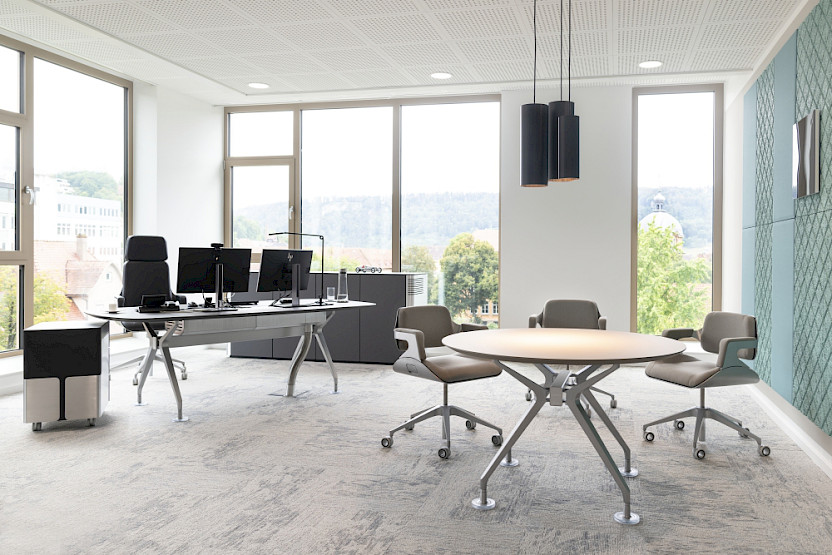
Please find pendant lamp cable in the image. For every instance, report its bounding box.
[559,0,563,101]
[533,0,538,103]
[568,0,572,101]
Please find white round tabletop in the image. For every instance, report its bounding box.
[442,328,685,365]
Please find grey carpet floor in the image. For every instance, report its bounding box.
[2,346,832,554]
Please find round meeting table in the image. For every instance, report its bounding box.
[443,327,685,525]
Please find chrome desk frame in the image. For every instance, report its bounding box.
[474,361,639,524]
[88,302,371,422]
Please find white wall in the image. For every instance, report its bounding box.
[499,86,633,330]
[722,95,745,313]
[133,84,224,273]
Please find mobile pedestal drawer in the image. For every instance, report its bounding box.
[23,320,109,431]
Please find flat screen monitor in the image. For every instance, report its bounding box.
[176,247,252,294]
[257,249,313,293]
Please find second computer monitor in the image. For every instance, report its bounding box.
[176,247,252,294]
[257,249,313,293]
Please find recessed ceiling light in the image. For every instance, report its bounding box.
[431,72,452,80]
[638,60,662,69]
[247,82,270,89]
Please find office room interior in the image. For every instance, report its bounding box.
[2,0,832,553]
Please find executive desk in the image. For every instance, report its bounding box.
[87,301,372,422]
[443,328,684,525]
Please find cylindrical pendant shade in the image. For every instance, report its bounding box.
[521,103,549,187]
[556,113,579,181]
[548,100,573,182]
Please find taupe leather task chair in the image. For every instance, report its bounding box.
[112,235,187,383]
[642,311,770,460]
[527,299,616,410]
[381,305,504,459]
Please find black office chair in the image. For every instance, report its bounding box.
[112,235,187,383]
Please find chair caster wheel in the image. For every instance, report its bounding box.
[381,436,393,448]
[739,427,750,438]
[465,420,476,430]
[438,447,450,459]
[643,431,654,442]
[674,420,685,430]
[181,373,188,381]
[491,435,503,446]
[404,424,414,431]
[132,378,138,386]
[525,390,532,401]
[695,449,706,460]
[759,445,770,456]
[87,418,96,427]
[610,399,617,409]
[32,422,42,432]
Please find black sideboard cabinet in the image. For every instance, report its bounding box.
[229,272,425,364]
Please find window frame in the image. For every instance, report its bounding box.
[0,33,133,356]
[631,84,723,332]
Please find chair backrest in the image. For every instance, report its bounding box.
[539,299,602,329]
[396,305,456,348]
[120,235,175,307]
[700,311,757,360]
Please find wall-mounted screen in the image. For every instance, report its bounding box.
[793,109,820,198]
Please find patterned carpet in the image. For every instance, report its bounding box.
[1,346,832,554]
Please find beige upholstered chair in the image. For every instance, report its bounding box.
[528,299,616,409]
[382,305,504,459]
[642,311,770,460]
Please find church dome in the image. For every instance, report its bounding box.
[639,192,684,238]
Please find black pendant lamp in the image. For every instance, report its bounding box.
[521,0,548,187]
[549,0,579,182]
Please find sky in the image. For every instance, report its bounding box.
[637,92,715,190]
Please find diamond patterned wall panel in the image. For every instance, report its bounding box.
[755,66,775,226]
[754,223,773,386]
[793,211,832,435]
[795,0,832,219]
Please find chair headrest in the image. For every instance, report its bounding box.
[124,235,168,262]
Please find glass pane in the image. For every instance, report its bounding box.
[33,59,126,326]
[401,102,500,325]
[301,106,392,271]
[231,165,290,256]
[0,266,21,351]
[0,45,22,113]
[229,111,293,157]
[637,92,714,334]
[0,124,18,251]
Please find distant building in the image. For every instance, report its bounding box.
[639,192,684,242]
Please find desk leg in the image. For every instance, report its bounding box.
[161,347,188,423]
[135,337,156,406]
[283,326,314,397]
[314,331,338,394]
[472,392,547,510]
[565,388,638,525]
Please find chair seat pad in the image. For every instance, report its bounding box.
[425,345,457,357]
[645,353,720,388]
[424,355,501,383]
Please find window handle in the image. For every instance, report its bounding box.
[23,185,39,205]
[289,205,294,220]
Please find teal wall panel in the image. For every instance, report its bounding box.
[770,220,793,402]
[741,227,755,371]
[773,33,796,223]
[753,223,772,385]
[743,83,757,229]
[754,67,775,227]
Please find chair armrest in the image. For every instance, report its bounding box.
[662,327,698,340]
[394,328,427,361]
[529,313,540,328]
[598,316,607,330]
[117,295,126,308]
[717,337,758,367]
[461,323,488,332]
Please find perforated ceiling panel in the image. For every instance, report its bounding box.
[0,0,805,104]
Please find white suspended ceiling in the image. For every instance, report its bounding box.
[0,0,816,105]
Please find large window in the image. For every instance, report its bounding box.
[634,86,722,334]
[0,35,131,353]
[225,98,500,324]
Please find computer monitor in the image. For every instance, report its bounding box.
[257,249,313,294]
[176,247,252,295]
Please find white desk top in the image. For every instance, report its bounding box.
[87,300,373,323]
[443,328,685,365]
